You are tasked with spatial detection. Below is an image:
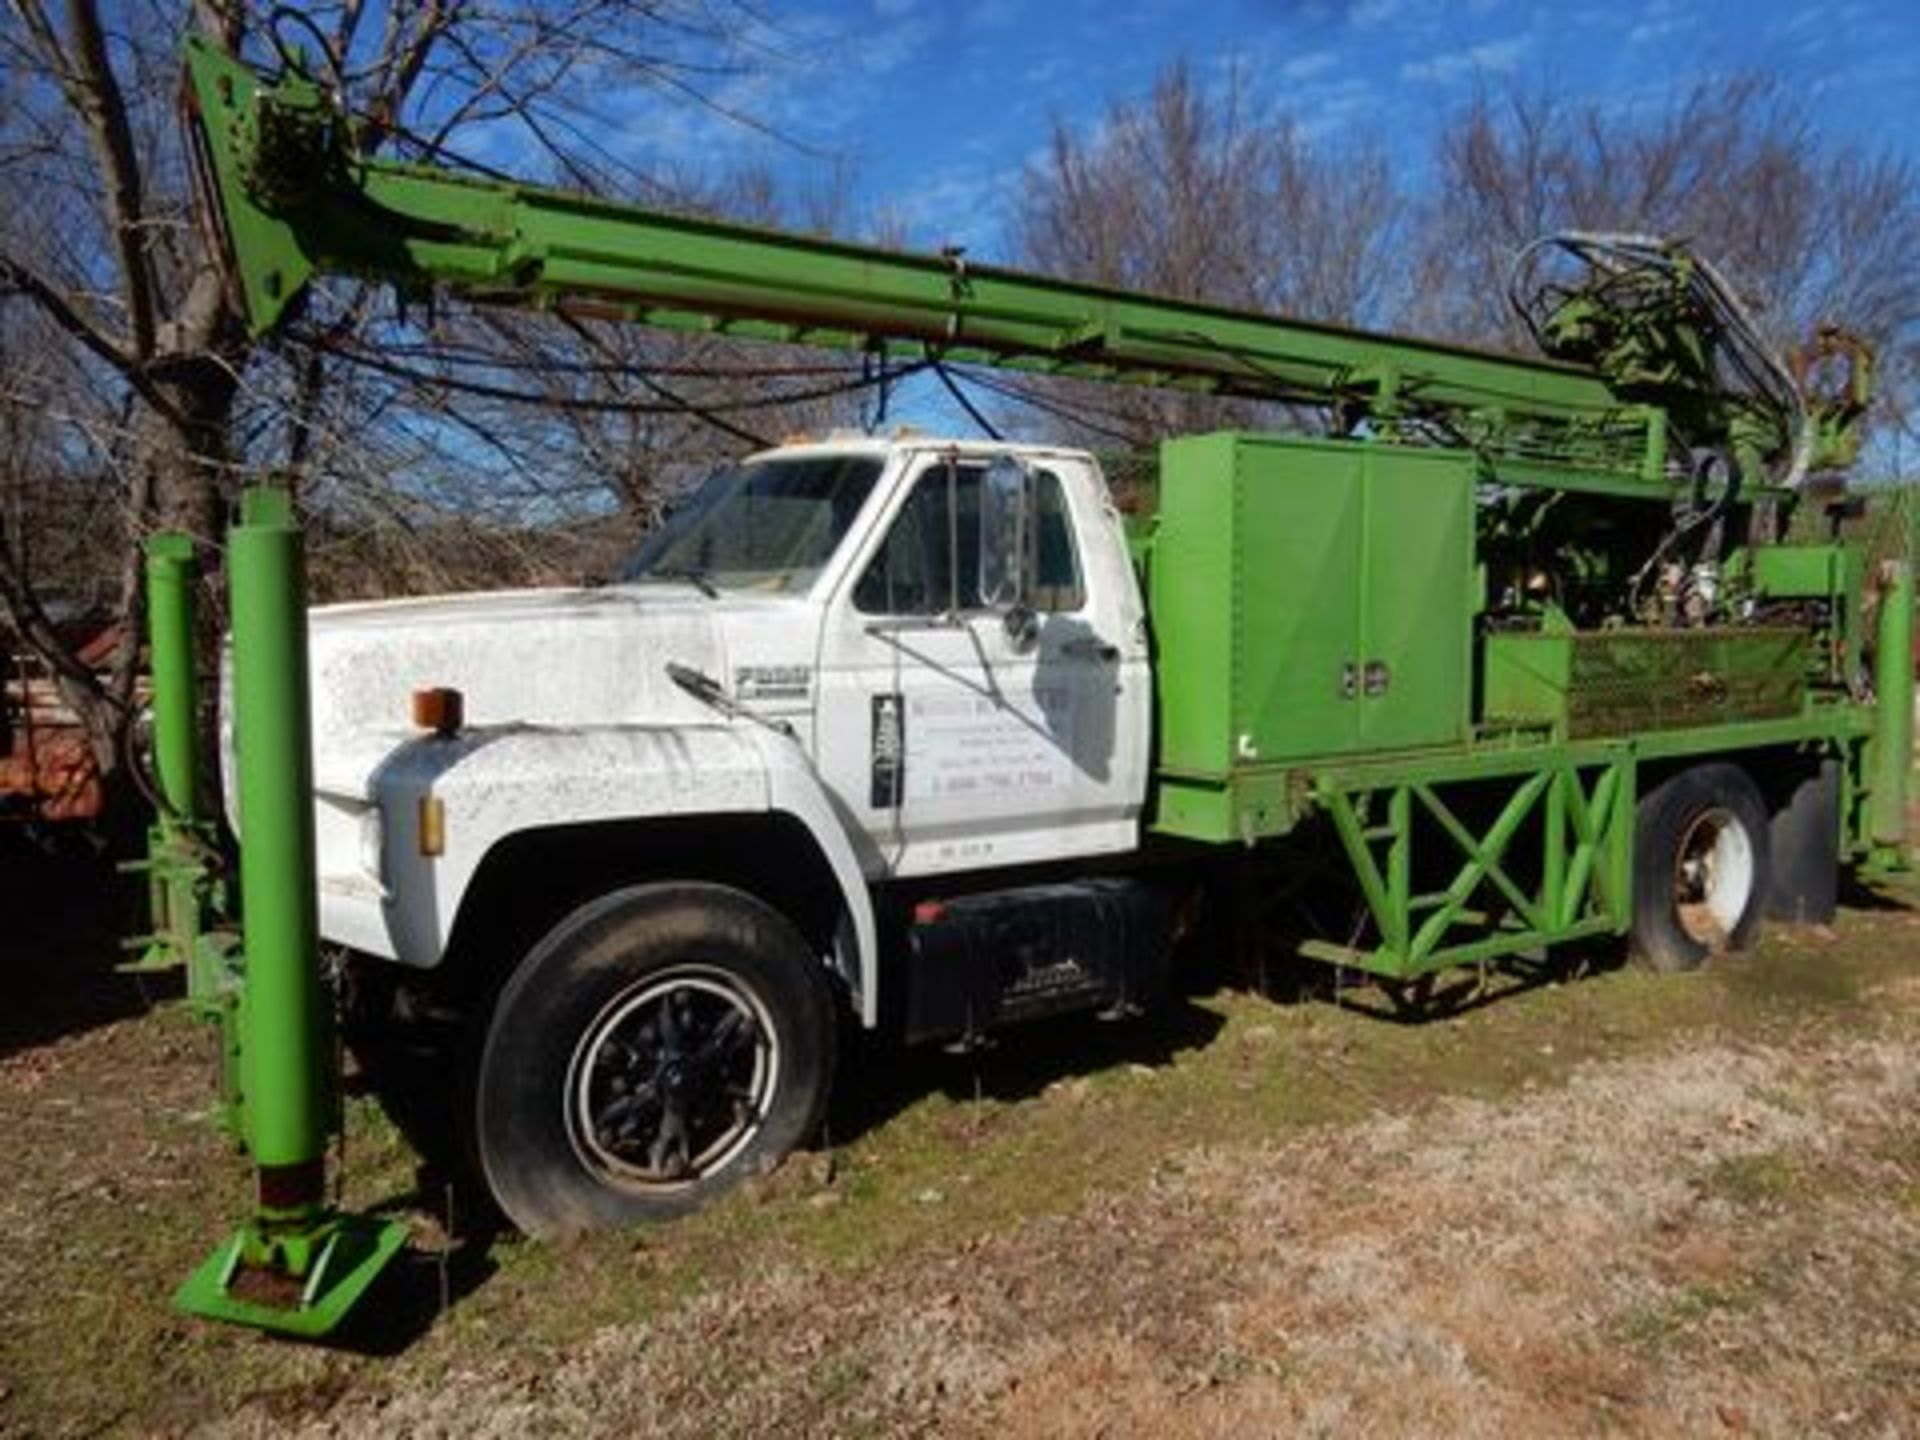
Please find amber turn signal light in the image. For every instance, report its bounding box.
[411,686,464,737]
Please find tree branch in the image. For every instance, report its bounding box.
[57,0,159,358]
[0,251,186,423]
[190,0,243,52]
[0,250,127,372]
[0,503,124,764]
[362,0,455,150]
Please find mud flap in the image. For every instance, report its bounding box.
[1767,759,1839,925]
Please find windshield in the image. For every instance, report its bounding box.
[617,453,886,594]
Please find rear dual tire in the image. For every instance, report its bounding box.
[1631,763,1771,973]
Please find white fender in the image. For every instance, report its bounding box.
[742,726,882,1026]
[315,723,879,1023]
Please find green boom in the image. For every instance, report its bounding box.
[179,38,1742,496]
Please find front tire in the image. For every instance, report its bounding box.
[1631,763,1771,973]
[473,882,837,1237]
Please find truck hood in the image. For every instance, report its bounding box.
[306,583,754,764]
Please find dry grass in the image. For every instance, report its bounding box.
[225,1033,1919,1440]
[3,872,1918,1439]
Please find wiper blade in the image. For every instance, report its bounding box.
[666,662,794,738]
[646,566,719,598]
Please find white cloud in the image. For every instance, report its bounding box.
[1022,53,1073,87]
[1400,36,1529,84]
[582,2,940,177]
[877,166,1011,253]
[962,0,1022,33]
[1288,75,1385,141]
[1627,0,1695,46]
[860,14,938,76]
[1349,0,1406,28]
[1281,49,1340,82]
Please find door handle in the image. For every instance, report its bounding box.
[1062,637,1121,662]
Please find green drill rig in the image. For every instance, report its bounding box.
[149,35,1908,1340]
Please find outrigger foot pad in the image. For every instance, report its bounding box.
[175,1212,409,1339]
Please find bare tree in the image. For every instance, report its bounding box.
[268,159,876,600]
[1409,75,1920,376]
[1007,60,1404,448]
[0,0,829,821]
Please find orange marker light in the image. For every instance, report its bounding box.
[411,686,464,737]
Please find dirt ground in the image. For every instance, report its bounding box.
[2,841,1917,1439]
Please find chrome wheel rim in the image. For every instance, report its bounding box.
[565,965,778,1190]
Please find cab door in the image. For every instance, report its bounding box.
[812,450,1146,878]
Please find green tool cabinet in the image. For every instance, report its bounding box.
[1151,434,1475,842]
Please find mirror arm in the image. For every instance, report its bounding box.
[1002,603,1040,651]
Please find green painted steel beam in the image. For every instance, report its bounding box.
[1309,755,1632,981]
[183,40,1680,455]
[227,488,329,1196]
[1413,775,1551,942]
[1868,558,1913,869]
[1158,706,1868,850]
[144,534,200,827]
[176,488,407,1338]
[1558,764,1621,927]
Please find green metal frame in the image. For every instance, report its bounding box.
[123,532,248,1132]
[1865,558,1914,875]
[1301,752,1633,980]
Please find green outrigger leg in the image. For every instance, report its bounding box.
[121,534,212,976]
[1866,557,1914,877]
[158,490,406,1338]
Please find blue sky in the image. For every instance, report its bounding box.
[616,0,1920,259]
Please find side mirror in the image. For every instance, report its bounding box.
[978,455,1035,612]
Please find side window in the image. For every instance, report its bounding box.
[854,461,1085,616]
[1031,470,1085,612]
[854,464,981,614]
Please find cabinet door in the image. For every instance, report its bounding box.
[1232,444,1364,762]
[1357,451,1473,751]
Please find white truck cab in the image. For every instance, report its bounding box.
[294,436,1163,1235]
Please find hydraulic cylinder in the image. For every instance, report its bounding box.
[129,534,206,975]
